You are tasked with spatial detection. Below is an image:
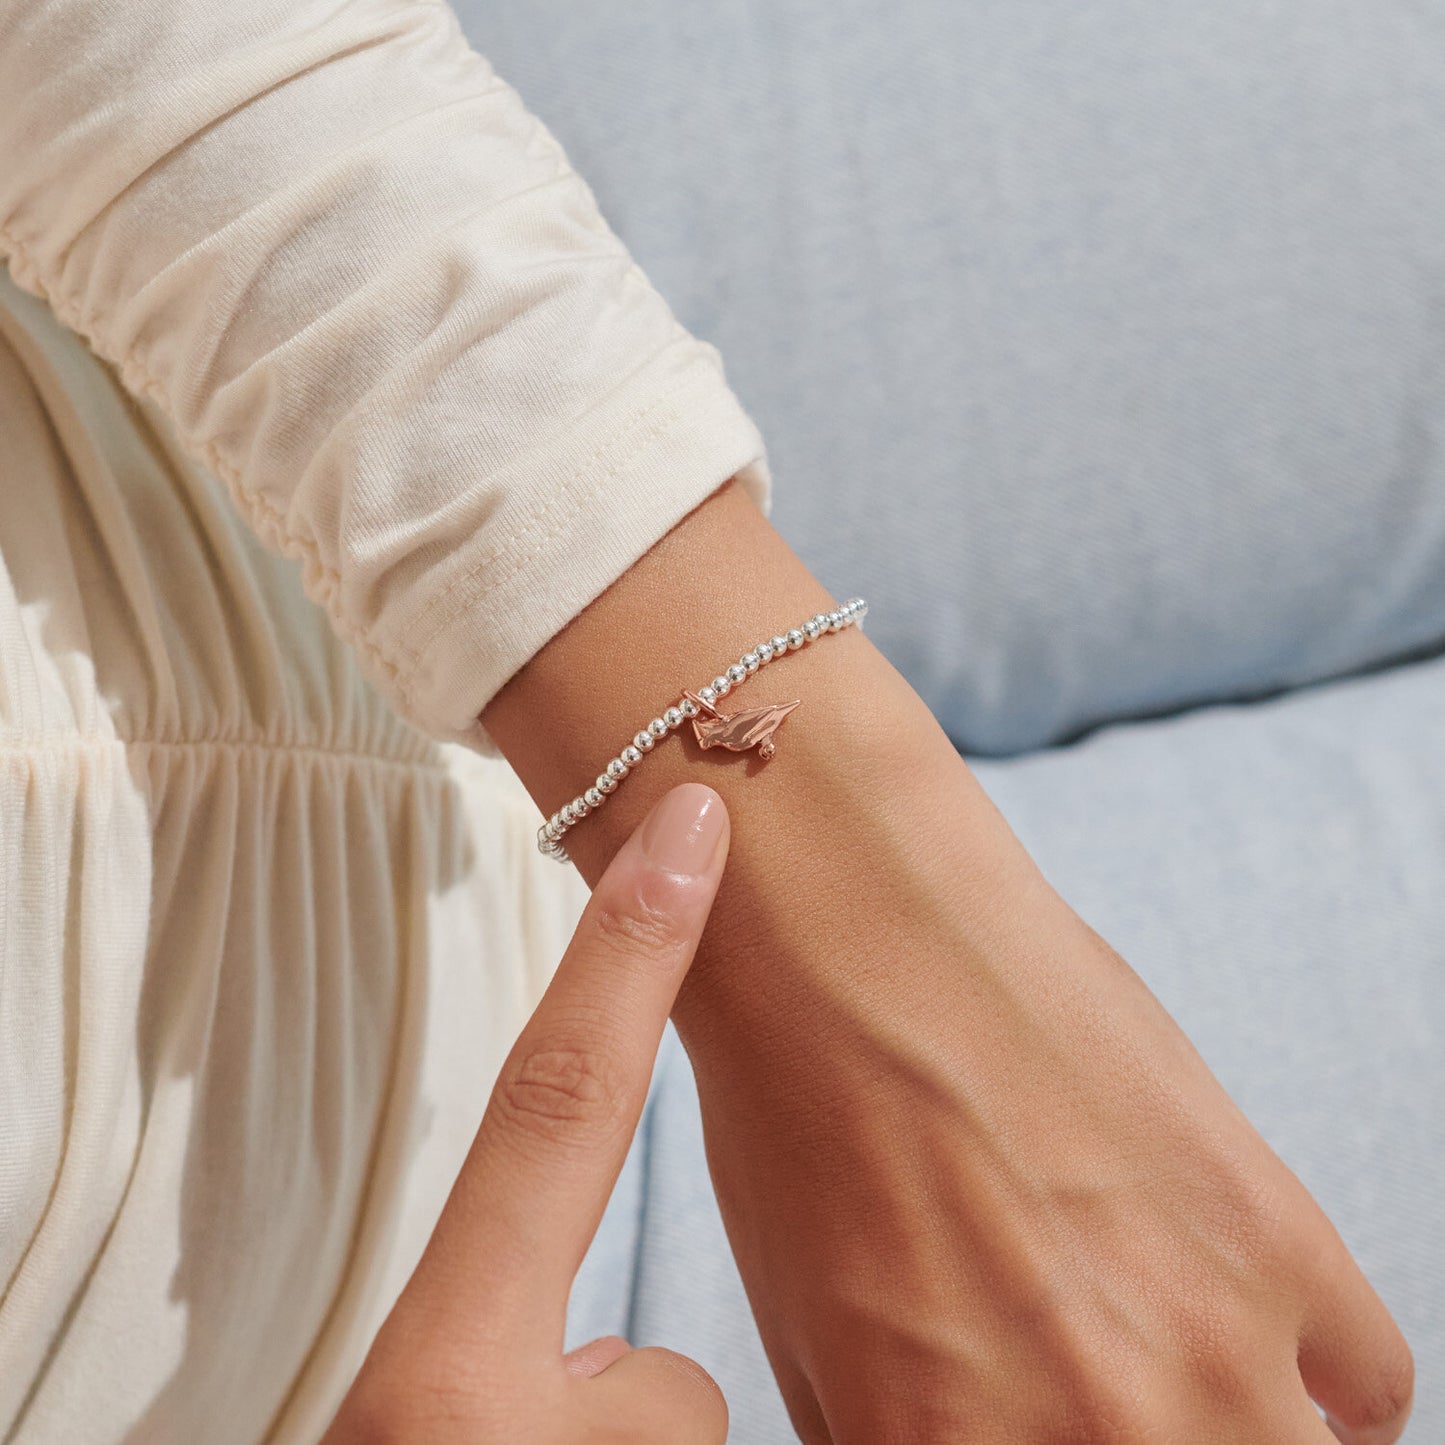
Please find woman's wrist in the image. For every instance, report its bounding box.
[480,478,1418,1445]
[478,475,1036,1021]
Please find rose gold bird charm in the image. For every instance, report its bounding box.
[681,690,801,761]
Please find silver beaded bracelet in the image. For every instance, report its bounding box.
[538,597,869,862]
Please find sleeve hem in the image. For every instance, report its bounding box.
[395,356,771,758]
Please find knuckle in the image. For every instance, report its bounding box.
[1201,1158,1295,1277]
[492,1043,628,1151]
[590,881,691,965]
[1179,1354,1253,1421]
[1351,1343,1416,1431]
[1167,1296,1269,1415]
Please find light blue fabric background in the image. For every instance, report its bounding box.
[566,655,1445,1441]
[465,0,1445,754]
[455,2,1445,1436]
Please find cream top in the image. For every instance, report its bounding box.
[0,3,768,1439]
[0,0,771,757]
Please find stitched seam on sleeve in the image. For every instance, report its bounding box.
[388,307,693,670]
[394,355,713,675]
[393,365,726,719]
[0,232,739,735]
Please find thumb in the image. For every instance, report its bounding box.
[583,1345,729,1444]
[395,781,730,1343]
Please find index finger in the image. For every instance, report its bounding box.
[399,781,730,1344]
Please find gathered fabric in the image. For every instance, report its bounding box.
[0,1,772,1438]
[0,273,599,1442]
[0,0,770,755]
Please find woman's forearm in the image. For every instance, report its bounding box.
[477,474,1029,1024]
[481,474,1413,1444]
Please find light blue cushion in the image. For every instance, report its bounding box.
[568,652,1445,1440]
[460,0,1445,753]
[459,3,1444,1428]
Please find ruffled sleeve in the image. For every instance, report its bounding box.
[0,0,770,755]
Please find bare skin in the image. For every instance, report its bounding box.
[387,476,1413,1441]
[323,783,735,1443]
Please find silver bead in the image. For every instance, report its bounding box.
[698,685,717,705]
[802,619,821,640]
[664,706,684,728]
[727,663,747,684]
[597,774,617,794]
[786,628,805,650]
[607,758,628,779]
[756,641,774,664]
[634,730,655,752]
[711,675,732,697]
[572,795,589,817]
[680,697,699,717]
[622,745,642,766]
[742,651,760,674]
[647,717,668,738]
[585,787,603,808]
[771,634,790,656]
[560,802,576,824]
[827,609,844,631]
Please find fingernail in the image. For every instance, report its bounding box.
[639,783,726,877]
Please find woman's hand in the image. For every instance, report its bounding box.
[321,783,732,1445]
[482,477,1414,1443]
[673,771,1417,1444]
